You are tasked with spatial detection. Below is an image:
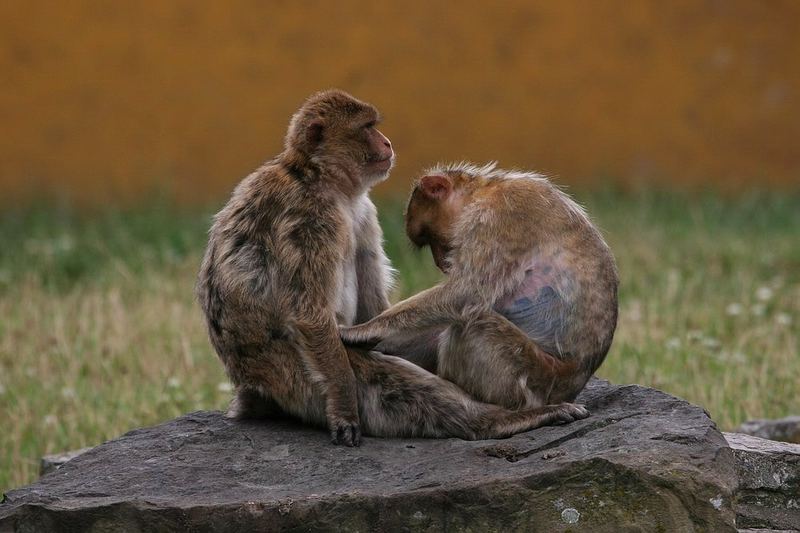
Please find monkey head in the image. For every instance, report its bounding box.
[405,173,470,273]
[285,89,394,188]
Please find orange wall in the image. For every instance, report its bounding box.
[1,1,799,205]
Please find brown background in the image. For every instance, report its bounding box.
[1,1,799,205]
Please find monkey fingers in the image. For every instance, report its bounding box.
[543,403,590,424]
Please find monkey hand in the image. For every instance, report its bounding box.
[327,410,362,447]
[339,324,383,349]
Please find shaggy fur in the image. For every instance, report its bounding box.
[198,93,587,445]
[342,162,619,411]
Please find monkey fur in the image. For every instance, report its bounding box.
[198,94,588,446]
[341,162,619,412]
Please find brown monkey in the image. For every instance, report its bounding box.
[341,162,619,411]
[198,93,587,446]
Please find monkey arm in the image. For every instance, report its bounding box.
[343,225,530,350]
[292,312,361,445]
[340,282,473,348]
[280,217,363,445]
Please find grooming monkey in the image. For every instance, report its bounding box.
[341,162,619,411]
[197,92,587,446]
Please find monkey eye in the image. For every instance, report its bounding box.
[363,121,376,130]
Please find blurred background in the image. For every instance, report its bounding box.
[1,1,798,491]
[2,0,799,202]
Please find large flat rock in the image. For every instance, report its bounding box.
[1,380,739,532]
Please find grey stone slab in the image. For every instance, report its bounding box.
[725,432,800,531]
[1,380,739,532]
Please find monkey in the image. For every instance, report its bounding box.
[197,92,588,447]
[340,162,619,412]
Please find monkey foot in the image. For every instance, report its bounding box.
[329,417,361,447]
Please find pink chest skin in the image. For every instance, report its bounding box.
[495,261,556,310]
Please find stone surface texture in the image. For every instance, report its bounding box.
[39,448,92,477]
[1,380,740,532]
[724,432,800,531]
[737,417,800,445]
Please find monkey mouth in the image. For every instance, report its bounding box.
[368,155,394,172]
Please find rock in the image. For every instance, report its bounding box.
[1,379,739,532]
[39,447,92,477]
[724,432,800,531]
[736,528,797,533]
[736,417,800,445]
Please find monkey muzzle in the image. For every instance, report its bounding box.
[431,243,452,273]
[368,154,394,174]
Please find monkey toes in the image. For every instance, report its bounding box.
[329,416,362,447]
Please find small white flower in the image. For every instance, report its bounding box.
[751,303,766,317]
[56,235,75,252]
[217,382,233,393]
[776,313,792,326]
[43,414,58,427]
[725,303,743,316]
[702,337,721,351]
[665,338,681,350]
[756,286,773,301]
[627,300,642,322]
[718,351,747,363]
[687,330,704,342]
[730,351,747,363]
[167,377,181,389]
[60,387,76,400]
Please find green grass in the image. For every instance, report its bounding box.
[1,190,798,492]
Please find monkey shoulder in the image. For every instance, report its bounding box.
[240,164,348,248]
[206,163,350,293]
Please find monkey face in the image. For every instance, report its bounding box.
[286,90,395,189]
[405,186,457,273]
[359,121,394,182]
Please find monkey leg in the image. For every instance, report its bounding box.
[227,387,285,420]
[220,341,330,429]
[222,342,585,441]
[439,311,588,409]
[348,349,588,440]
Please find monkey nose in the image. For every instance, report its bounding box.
[383,139,392,148]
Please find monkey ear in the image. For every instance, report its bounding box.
[306,120,324,146]
[419,174,452,200]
